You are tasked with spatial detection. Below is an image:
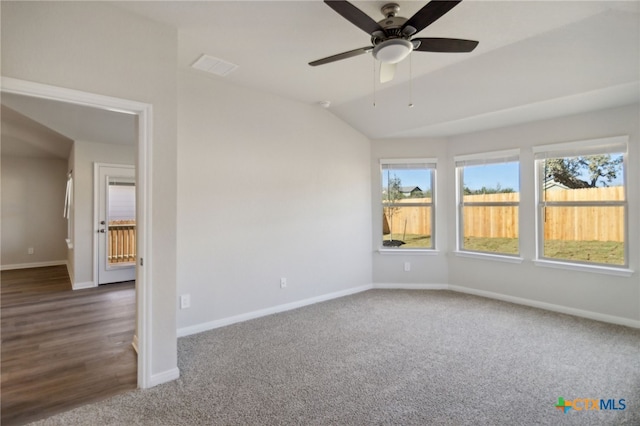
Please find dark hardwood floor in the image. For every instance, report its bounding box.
[1,266,137,425]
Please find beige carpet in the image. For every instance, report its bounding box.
[32,290,640,425]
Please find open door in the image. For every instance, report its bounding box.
[96,163,136,285]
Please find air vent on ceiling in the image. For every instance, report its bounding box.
[191,54,238,77]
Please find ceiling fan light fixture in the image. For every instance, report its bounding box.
[372,39,413,64]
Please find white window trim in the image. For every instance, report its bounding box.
[380,158,437,251]
[453,250,524,264]
[378,249,440,256]
[454,148,520,164]
[381,157,438,165]
[532,135,628,157]
[533,259,633,277]
[455,149,521,257]
[533,135,629,270]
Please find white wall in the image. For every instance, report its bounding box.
[70,140,135,287]
[1,1,179,382]
[1,156,68,268]
[371,104,639,324]
[176,70,372,332]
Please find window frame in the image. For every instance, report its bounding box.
[454,149,521,258]
[379,158,437,252]
[533,136,629,270]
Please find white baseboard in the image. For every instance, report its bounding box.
[373,283,449,290]
[147,367,180,388]
[177,281,639,340]
[72,281,96,290]
[132,334,139,354]
[449,285,640,329]
[66,262,74,284]
[0,260,67,271]
[177,284,373,338]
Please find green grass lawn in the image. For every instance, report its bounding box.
[463,237,519,255]
[383,235,624,265]
[463,237,624,265]
[543,239,624,265]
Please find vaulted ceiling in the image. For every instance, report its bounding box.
[2,1,639,158]
[117,0,639,138]
[1,91,138,158]
[1,104,73,159]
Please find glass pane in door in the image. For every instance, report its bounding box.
[107,177,136,266]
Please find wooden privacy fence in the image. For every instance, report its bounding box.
[108,220,136,264]
[463,193,519,239]
[542,186,624,242]
[383,198,432,236]
[383,187,624,242]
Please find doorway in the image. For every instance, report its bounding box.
[96,164,136,285]
[1,76,153,388]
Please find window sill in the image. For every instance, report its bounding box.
[453,251,524,264]
[378,249,440,256]
[534,259,634,277]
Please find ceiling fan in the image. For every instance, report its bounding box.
[309,0,478,83]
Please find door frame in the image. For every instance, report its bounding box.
[1,76,153,389]
[94,163,136,285]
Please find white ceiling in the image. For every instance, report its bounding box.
[2,0,638,158]
[1,104,73,159]
[116,0,640,138]
[1,92,137,146]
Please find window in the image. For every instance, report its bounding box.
[455,150,520,256]
[534,136,627,267]
[380,159,435,250]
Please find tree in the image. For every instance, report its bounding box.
[463,184,515,195]
[385,174,403,202]
[383,173,403,242]
[546,154,623,189]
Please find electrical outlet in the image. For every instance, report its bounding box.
[180,294,191,309]
[404,262,411,272]
[280,277,287,288]
[27,247,34,255]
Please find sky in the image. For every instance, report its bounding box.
[382,162,519,192]
[462,162,519,191]
[382,168,431,191]
[382,155,624,192]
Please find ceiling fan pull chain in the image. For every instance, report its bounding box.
[408,53,414,108]
[373,56,377,107]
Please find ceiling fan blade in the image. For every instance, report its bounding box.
[309,46,373,66]
[380,62,396,83]
[324,0,383,35]
[402,1,463,35]
[413,38,478,53]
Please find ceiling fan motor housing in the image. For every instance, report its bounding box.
[371,3,415,63]
[372,3,411,43]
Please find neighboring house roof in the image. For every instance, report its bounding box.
[400,186,422,194]
[543,176,570,191]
